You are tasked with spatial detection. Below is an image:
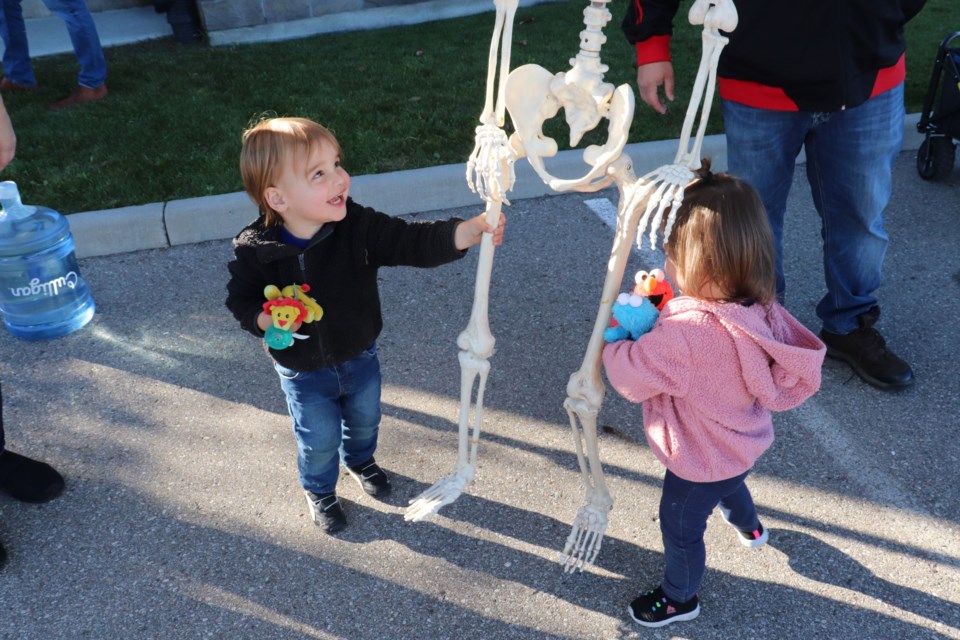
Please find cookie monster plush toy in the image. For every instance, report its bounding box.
[604,293,659,342]
[603,269,674,342]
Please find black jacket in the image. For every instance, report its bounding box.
[226,199,466,370]
[622,0,927,111]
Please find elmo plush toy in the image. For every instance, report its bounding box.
[603,269,675,342]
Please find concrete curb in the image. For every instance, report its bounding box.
[68,113,926,259]
[207,0,564,47]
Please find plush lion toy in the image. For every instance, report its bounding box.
[262,283,323,350]
[264,283,323,323]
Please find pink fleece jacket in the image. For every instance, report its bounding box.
[602,296,826,482]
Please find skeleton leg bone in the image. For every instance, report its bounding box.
[405,199,502,521]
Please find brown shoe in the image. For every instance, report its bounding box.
[0,77,37,91]
[49,84,107,110]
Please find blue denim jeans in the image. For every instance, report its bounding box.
[0,380,5,455]
[274,343,382,495]
[722,84,904,334]
[659,469,758,603]
[0,0,107,88]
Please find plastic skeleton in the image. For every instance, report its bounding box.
[405,0,518,522]
[406,0,738,572]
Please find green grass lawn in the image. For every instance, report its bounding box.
[2,0,957,214]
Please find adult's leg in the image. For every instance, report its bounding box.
[337,343,382,470]
[0,379,5,456]
[721,100,810,300]
[0,0,37,86]
[0,378,65,502]
[803,85,904,334]
[40,0,105,88]
[276,364,344,495]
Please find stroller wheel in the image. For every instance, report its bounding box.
[917,136,956,181]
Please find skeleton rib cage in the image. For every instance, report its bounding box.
[404,0,738,573]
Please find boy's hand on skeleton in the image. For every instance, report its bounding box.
[455,211,506,250]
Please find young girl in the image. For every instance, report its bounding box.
[226,117,504,534]
[602,163,825,628]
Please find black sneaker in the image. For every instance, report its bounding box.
[724,518,769,548]
[820,308,913,390]
[346,458,391,498]
[304,491,347,534]
[628,586,700,628]
[0,450,65,503]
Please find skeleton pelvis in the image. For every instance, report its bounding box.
[505,64,634,193]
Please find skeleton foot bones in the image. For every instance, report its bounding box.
[406,350,489,521]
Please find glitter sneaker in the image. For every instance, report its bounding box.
[628,586,700,628]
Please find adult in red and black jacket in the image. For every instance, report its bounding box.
[622,0,926,391]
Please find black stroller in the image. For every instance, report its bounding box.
[916,31,960,180]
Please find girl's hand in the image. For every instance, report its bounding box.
[455,210,506,250]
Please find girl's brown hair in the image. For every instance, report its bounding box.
[663,159,776,304]
[240,116,342,227]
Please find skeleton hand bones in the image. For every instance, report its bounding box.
[633,0,738,249]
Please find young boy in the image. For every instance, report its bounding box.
[226,117,504,534]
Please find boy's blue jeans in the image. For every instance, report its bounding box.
[659,469,759,603]
[275,343,382,496]
[0,0,107,88]
[722,84,904,334]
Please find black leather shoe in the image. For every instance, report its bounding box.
[0,537,7,569]
[820,308,914,390]
[0,451,65,503]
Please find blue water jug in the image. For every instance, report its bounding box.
[0,181,95,340]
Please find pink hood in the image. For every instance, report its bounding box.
[602,297,825,482]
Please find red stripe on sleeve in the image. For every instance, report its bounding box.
[636,35,671,65]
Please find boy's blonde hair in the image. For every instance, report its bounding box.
[663,160,777,304]
[240,116,342,227]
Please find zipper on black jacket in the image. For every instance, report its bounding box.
[839,1,849,110]
[297,251,328,365]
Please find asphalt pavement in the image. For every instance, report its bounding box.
[0,148,958,640]
[2,2,959,638]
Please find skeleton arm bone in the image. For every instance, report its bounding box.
[478,0,520,126]
[674,0,738,168]
[632,0,735,249]
[467,1,520,203]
